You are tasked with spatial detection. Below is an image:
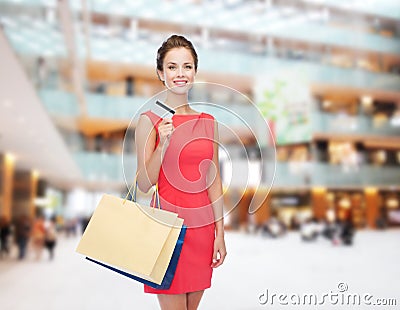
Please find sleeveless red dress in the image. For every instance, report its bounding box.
[142,111,216,294]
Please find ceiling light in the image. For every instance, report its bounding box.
[391,117,400,127]
[386,198,399,209]
[322,8,330,21]
[17,116,26,124]
[3,99,13,108]
[339,197,351,209]
[281,7,296,16]
[46,8,56,24]
[43,0,56,8]
[32,169,40,179]
[390,109,400,127]
[322,100,331,108]
[5,153,16,164]
[365,187,377,194]
[361,95,373,107]
[376,150,386,163]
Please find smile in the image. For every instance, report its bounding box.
[173,80,188,86]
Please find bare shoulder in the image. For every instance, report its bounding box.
[137,113,154,131]
[135,114,157,145]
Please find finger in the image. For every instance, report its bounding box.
[213,250,227,268]
[211,249,218,266]
[164,124,174,131]
[212,260,222,268]
[212,256,223,268]
[159,125,173,134]
[218,252,226,265]
[159,124,173,132]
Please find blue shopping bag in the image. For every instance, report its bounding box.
[86,224,186,289]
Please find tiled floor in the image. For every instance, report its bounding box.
[0,229,399,310]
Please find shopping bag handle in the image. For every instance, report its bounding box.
[123,174,160,209]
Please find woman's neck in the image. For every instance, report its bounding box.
[165,92,194,115]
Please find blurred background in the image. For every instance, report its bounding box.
[0,0,399,309]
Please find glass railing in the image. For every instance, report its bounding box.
[39,89,256,126]
[85,93,145,120]
[40,89,79,116]
[2,15,400,93]
[80,1,400,53]
[311,111,400,136]
[73,154,400,187]
[40,89,400,138]
[270,162,400,187]
[299,0,400,20]
[74,152,136,183]
[39,89,146,119]
[1,0,399,25]
[314,163,400,187]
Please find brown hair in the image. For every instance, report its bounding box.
[156,35,198,74]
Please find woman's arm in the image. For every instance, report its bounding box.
[135,114,173,192]
[207,119,227,268]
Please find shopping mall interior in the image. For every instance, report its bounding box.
[0,0,399,309]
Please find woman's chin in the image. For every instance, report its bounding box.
[167,83,193,95]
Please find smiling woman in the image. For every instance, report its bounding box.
[135,35,227,310]
[158,47,196,96]
[155,36,198,97]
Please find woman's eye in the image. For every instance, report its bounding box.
[185,65,193,69]
[168,66,176,70]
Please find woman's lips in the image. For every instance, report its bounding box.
[173,80,188,86]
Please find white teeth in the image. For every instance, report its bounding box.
[174,81,187,86]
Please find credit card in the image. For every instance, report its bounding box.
[152,100,175,119]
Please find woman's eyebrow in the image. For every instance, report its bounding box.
[166,61,193,65]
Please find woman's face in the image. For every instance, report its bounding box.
[158,47,196,95]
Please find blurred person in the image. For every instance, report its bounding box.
[331,219,344,246]
[262,215,286,238]
[125,75,135,96]
[388,209,400,225]
[300,217,323,242]
[64,218,78,237]
[44,216,57,260]
[375,207,388,229]
[135,34,226,310]
[31,214,46,260]
[322,208,338,241]
[14,215,31,260]
[340,218,355,246]
[36,56,48,88]
[0,215,12,259]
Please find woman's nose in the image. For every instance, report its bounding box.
[177,66,184,76]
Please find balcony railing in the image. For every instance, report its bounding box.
[74,152,136,183]
[311,111,400,137]
[72,152,400,188]
[40,89,400,139]
[3,18,400,93]
[270,162,400,187]
[40,89,145,119]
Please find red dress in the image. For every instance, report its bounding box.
[142,111,216,294]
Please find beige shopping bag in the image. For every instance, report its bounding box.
[76,193,184,285]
